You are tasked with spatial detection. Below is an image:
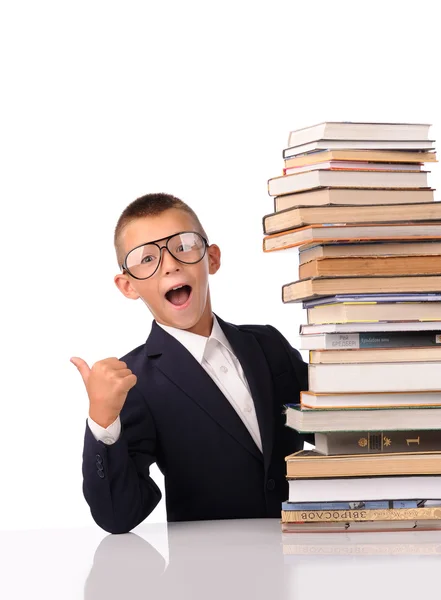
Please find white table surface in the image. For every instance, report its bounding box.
[1,518,440,599]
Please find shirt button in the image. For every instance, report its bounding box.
[244,405,252,413]
[220,365,228,373]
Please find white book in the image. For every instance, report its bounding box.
[308,362,441,393]
[301,321,441,335]
[268,169,429,196]
[287,122,431,148]
[285,404,441,432]
[288,475,441,503]
[284,139,435,159]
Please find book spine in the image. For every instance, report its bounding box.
[281,507,441,523]
[321,332,441,349]
[316,431,441,454]
[281,501,420,511]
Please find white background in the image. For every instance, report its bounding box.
[0,0,440,531]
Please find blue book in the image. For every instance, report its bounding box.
[281,500,424,511]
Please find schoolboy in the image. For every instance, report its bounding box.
[71,193,311,533]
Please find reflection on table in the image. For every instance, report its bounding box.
[84,518,441,600]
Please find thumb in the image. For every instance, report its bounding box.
[70,356,91,385]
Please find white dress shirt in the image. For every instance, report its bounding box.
[88,315,263,452]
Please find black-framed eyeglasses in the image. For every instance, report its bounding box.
[121,231,209,280]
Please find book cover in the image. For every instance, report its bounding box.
[263,222,441,253]
[314,430,441,455]
[263,202,441,236]
[300,331,441,350]
[283,274,441,303]
[281,506,441,523]
[284,448,441,478]
[284,403,441,433]
[299,255,441,279]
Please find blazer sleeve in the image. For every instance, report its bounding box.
[265,324,315,447]
[82,386,162,534]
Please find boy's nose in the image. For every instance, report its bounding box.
[160,247,181,274]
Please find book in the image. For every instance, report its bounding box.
[282,274,441,303]
[283,140,435,159]
[283,161,423,175]
[306,301,441,324]
[300,255,441,279]
[281,506,441,523]
[268,169,429,197]
[301,390,441,409]
[274,188,435,212]
[263,202,441,235]
[302,292,441,308]
[263,223,441,253]
[284,449,441,479]
[309,348,441,364]
[283,149,437,169]
[284,404,441,433]
[301,320,441,334]
[287,474,441,502]
[281,500,422,510]
[299,241,441,264]
[308,362,441,393]
[281,520,441,533]
[300,331,441,350]
[287,122,431,148]
[314,430,441,455]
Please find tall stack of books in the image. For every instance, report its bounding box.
[263,121,441,533]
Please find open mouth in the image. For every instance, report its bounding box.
[165,284,192,307]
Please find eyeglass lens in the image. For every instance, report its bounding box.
[125,232,206,279]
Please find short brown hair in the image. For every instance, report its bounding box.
[114,192,207,268]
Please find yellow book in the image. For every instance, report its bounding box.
[281,506,441,523]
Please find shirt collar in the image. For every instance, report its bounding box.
[156,314,234,365]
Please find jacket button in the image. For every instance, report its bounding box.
[96,461,104,471]
[95,454,103,464]
[97,470,105,478]
[266,479,275,491]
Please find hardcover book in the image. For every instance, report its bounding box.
[306,301,441,324]
[281,506,441,523]
[300,331,441,350]
[263,222,441,253]
[283,149,437,169]
[314,430,441,455]
[268,169,429,197]
[287,474,441,503]
[263,202,441,236]
[299,255,441,279]
[284,404,441,433]
[284,449,441,478]
[287,122,431,148]
[282,274,441,303]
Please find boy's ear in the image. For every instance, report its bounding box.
[114,273,141,300]
[207,244,221,275]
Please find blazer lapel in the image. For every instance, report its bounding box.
[216,315,275,473]
[145,321,263,463]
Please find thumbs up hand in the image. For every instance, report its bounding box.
[70,357,137,428]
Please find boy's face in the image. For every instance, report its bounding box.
[114,209,221,332]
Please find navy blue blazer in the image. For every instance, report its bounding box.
[82,315,310,533]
